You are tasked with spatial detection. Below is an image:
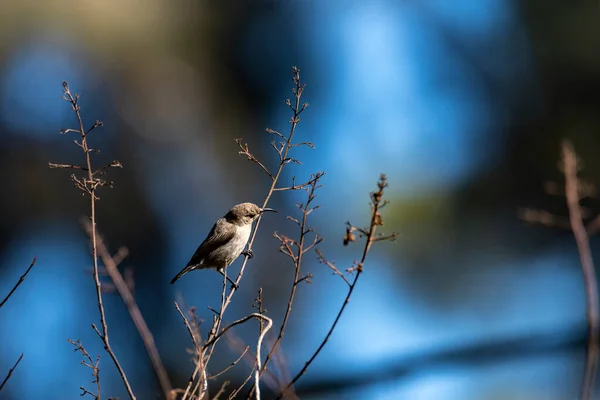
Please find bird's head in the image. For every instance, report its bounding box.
[227,202,276,226]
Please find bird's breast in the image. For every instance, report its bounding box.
[216,224,252,267]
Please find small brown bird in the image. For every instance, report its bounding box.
[170,202,276,287]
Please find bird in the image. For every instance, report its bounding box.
[170,202,276,288]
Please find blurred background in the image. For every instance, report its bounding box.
[0,0,600,399]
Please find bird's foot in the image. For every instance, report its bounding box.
[242,249,254,259]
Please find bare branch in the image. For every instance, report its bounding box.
[0,353,23,393]
[562,141,600,400]
[48,163,88,170]
[83,221,173,399]
[93,160,124,177]
[52,82,134,399]
[203,313,270,350]
[208,347,249,380]
[291,141,315,149]
[273,172,325,192]
[258,173,322,384]
[213,380,230,400]
[519,208,572,230]
[587,215,600,236]
[316,249,350,287]
[235,139,274,180]
[69,339,101,399]
[175,301,201,355]
[276,174,397,399]
[1,257,37,309]
[228,366,255,400]
[202,67,310,387]
[266,128,285,139]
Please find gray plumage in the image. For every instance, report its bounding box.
[170,202,275,285]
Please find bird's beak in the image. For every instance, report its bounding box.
[260,208,277,213]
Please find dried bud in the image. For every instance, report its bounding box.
[343,230,356,246]
[374,212,383,226]
[372,191,382,204]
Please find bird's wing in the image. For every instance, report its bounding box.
[186,218,235,267]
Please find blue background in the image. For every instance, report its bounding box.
[0,0,599,399]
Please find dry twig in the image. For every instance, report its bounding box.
[183,67,310,396]
[0,258,37,393]
[520,140,600,400]
[83,221,174,399]
[50,82,134,399]
[200,313,272,400]
[252,173,324,394]
[275,174,397,399]
[69,339,101,399]
[0,257,37,309]
[0,353,23,393]
[562,141,599,400]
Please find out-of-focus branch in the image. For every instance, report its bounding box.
[276,174,397,399]
[83,221,174,399]
[175,300,207,400]
[1,257,36,308]
[0,258,37,394]
[520,140,600,400]
[213,380,230,400]
[0,353,23,393]
[562,141,599,400]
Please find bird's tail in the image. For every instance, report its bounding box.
[170,264,197,284]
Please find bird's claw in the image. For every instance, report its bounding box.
[242,249,254,259]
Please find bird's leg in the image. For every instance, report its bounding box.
[241,249,254,259]
[219,270,239,290]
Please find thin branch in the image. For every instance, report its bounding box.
[93,160,123,177]
[316,249,350,287]
[236,139,274,180]
[208,347,249,380]
[202,313,271,400]
[0,353,23,393]
[224,328,280,393]
[203,314,270,350]
[587,215,600,236]
[519,208,572,230]
[175,301,201,354]
[562,141,600,400]
[275,174,396,399]
[228,365,255,400]
[69,339,101,399]
[202,66,308,380]
[213,380,230,400]
[273,173,323,192]
[0,257,37,308]
[254,315,273,400]
[257,173,322,386]
[174,299,206,400]
[181,356,206,400]
[53,82,135,399]
[48,163,88,170]
[83,221,173,399]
